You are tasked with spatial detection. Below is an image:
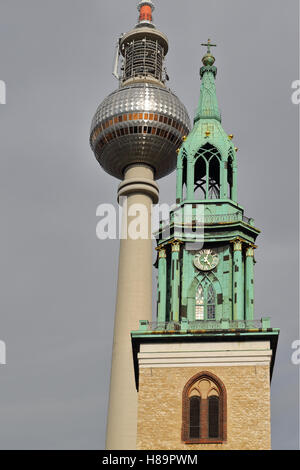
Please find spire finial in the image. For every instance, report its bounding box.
[201,38,217,67]
[201,39,217,55]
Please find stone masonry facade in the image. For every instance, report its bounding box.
[137,364,271,450]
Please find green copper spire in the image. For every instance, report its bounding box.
[175,39,238,204]
[151,40,262,329]
[194,39,221,123]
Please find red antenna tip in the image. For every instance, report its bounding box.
[137,1,155,25]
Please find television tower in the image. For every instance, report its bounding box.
[90,1,191,449]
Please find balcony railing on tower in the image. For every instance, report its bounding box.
[138,318,271,332]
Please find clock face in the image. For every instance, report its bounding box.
[194,249,219,271]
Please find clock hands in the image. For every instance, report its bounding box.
[194,250,219,271]
[203,254,213,268]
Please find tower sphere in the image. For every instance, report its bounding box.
[90,83,190,180]
[202,53,215,67]
[90,2,191,180]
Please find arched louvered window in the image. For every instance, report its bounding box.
[189,396,201,439]
[195,281,216,321]
[194,144,221,200]
[209,396,220,438]
[182,372,226,444]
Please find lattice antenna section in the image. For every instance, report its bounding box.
[122,38,165,82]
[118,1,169,85]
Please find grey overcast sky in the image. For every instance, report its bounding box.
[0,0,298,450]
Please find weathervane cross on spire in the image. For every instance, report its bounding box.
[201,39,217,54]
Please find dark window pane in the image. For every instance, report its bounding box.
[209,396,219,438]
[189,396,200,439]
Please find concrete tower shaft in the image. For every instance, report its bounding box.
[106,164,158,450]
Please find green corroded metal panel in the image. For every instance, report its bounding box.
[170,243,181,321]
[233,239,244,321]
[194,65,221,122]
[222,245,233,321]
[245,246,255,321]
[157,248,167,322]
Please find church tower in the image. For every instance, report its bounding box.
[132,42,279,450]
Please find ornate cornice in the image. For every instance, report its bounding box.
[158,248,167,258]
[200,65,217,78]
[171,241,182,252]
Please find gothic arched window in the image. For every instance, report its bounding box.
[182,372,227,444]
[227,151,234,199]
[195,284,204,320]
[209,396,220,438]
[208,155,220,199]
[189,396,201,439]
[194,156,207,199]
[194,144,221,200]
[182,153,187,201]
[195,281,216,321]
[207,284,216,320]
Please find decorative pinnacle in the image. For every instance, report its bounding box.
[195,38,220,123]
[201,38,217,66]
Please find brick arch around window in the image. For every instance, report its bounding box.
[181,371,227,444]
